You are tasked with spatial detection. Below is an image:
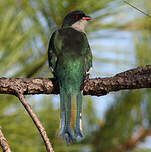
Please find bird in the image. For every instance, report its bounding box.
[48,10,92,145]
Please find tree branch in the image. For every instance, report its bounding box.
[0,127,11,152]
[0,65,151,96]
[17,93,54,152]
[116,126,151,152]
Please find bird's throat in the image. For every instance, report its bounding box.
[71,19,87,33]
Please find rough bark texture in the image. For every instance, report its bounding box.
[0,127,11,152]
[0,65,151,96]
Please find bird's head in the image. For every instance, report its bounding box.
[62,10,91,30]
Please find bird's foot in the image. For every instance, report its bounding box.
[58,127,75,145]
[74,128,84,141]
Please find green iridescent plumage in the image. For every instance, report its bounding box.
[48,10,92,145]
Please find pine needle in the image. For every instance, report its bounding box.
[124,1,151,18]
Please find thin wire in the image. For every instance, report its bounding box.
[124,1,151,18]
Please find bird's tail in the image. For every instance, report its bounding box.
[58,88,75,145]
[74,92,84,139]
[58,88,83,144]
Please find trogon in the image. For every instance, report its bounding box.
[48,10,92,145]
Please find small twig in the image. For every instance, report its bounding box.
[0,127,11,152]
[124,1,151,18]
[17,93,54,152]
[116,126,151,152]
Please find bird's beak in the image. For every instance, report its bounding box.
[82,16,92,21]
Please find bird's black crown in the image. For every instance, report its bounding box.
[62,10,90,27]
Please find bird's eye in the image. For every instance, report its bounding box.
[73,14,79,20]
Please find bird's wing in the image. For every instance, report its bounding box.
[84,36,93,74]
[48,31,57,74]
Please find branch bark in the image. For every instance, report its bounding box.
[0,127,11,152]
[0,65,151,96]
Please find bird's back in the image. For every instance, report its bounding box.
[54,27,87,56]
[54,27,88,93]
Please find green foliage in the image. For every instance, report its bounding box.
[1,0,151,152]
[133,148,151,152]
[92,91,143,151]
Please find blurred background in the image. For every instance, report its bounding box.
[0,0,151,151]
